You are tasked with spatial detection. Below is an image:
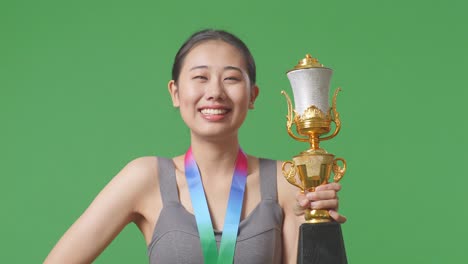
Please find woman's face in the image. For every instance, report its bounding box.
[168,40,259,140]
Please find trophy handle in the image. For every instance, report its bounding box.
[321,88,342,142]
[281,90,309,142]
[282,160,303,190]
[332,157,347,182]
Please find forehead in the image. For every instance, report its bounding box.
[181,40,247,71]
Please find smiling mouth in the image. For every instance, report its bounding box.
[200,108,230,115]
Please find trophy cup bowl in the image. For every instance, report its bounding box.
[281,54,348,263]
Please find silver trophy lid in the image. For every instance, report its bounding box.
[286,54,333,115]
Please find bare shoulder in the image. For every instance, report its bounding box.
[104,156,161,208]
[121,156,159,178]
[120,156,165,242]
[115,156,159,191]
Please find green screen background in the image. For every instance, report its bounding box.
[1,0,467,263]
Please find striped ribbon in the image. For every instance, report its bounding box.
[184,147,248,264]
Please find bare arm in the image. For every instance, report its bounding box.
[277,161,346,264]
[44,157,159,264]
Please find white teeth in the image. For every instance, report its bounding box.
[201,108,228,115]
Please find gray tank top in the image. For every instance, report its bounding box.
[147,157,283,264]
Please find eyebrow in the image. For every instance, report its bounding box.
[189,65,243,73]
[189,65,208,71]
[223,66,243,73]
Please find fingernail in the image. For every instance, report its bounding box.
[301,199,308,206]
[306,193,314,199]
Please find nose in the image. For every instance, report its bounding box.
[205,78,226,101]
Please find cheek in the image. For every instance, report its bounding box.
[178,86,201,106]
[230,88,251,107]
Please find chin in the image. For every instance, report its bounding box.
[192,126,239,141]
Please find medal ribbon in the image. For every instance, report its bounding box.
[184,147,248,264]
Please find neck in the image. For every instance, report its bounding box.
[188,133,241,180]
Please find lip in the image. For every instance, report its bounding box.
[198,105,232,121]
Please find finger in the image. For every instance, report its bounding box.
[329,210,347,223]
[315,182,342,192]
[294,192,311,216]
[296,193,309,208]
[310,199,339,210]
[306,190,337,201]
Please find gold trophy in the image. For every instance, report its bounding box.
[281,54,348,264]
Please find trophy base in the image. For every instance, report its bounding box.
[297,222,347,264]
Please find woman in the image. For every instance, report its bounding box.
[45,29,346,264]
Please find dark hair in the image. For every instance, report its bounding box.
[172,29,256,85]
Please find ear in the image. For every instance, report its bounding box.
[168,80,180,107]
[248,85,260,109]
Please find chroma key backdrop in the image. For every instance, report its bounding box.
[1,0,467,263]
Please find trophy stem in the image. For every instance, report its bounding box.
[304,135,327,154]
[309,135,320,151]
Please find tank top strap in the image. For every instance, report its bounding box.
[157,157,180,205]
[259,158,278,201]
